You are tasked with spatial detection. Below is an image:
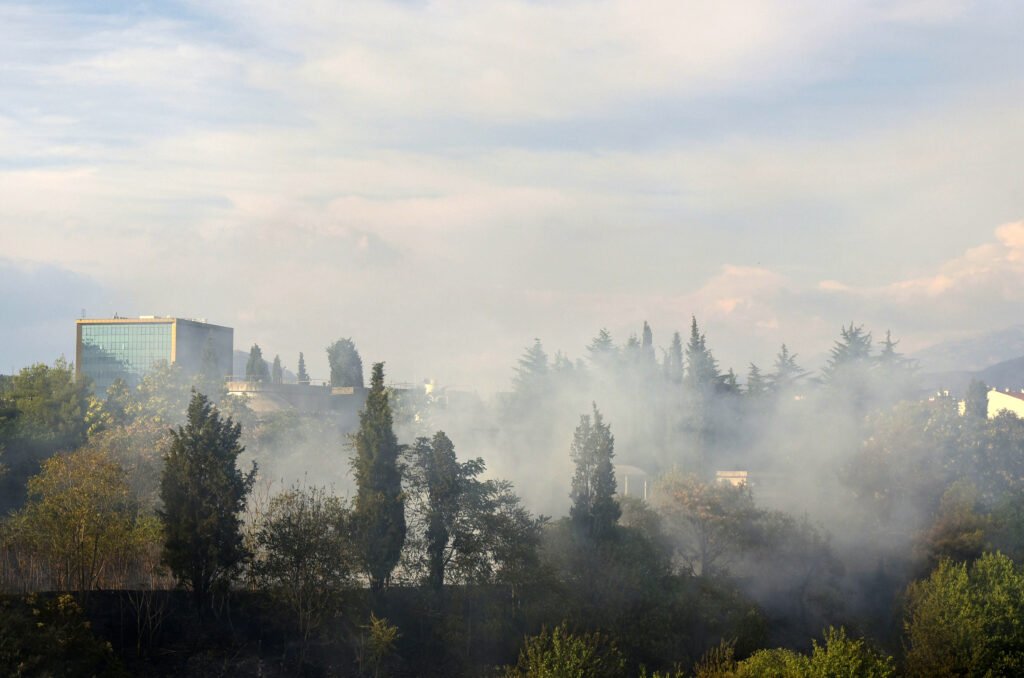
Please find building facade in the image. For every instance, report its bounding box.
[76,317,233,394]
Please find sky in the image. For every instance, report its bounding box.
[1,0,1022,389]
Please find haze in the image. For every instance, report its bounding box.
[2,0,1023,389]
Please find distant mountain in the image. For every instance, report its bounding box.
[912,325,1024,373]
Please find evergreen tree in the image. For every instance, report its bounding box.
[746,364,767,396]
[641,321,655,366]
[965,378,989,419]
[159,392,256,611]
[351,363,405,593]
[512,339,549,399]
[822,324,873,381]
[664,331,684,385]
[271,355,283,385]
[327,338,363,388]
[569,403,620,541]
[587,329,617,372]
[245,344,269,383]
[685,317,719,392]
[297,352,309,385]
[770,344,806,393]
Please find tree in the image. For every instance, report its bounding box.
[7,448,158,592]
[664,331,683,385]
[904,553,1024,678]
[159,392,256,611]
[245,344,269,383]
[746,364,767,396]
[588,328,618,372]
[404,431,541,595]
[297,352,310,385]
[251,485,353,659]
[738,627,895,678]
[965,378,989,419]
[769,344,806,393]
[327,338,363,388]
[570,404,620,541]
[685,317,719,392]
[641,321,655,367]
[513,338,549,398]
[406,431,480,594]
[271,355,283,385]
[0,359,92,513]
[351,362,405,593]
[653,470,762,576]
[501,623,627,678]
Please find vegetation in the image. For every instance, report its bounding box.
[5,321,1024,677]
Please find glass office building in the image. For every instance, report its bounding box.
[76,317,233,394]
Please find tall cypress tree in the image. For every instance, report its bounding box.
[271,355,283,385]
[297,352,309,385]
[351,362,405,593]
[569,403,620,541]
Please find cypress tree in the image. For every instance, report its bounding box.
[351,362,405,593]
[271,355,283,385]
[297,353,309,385]
[159,392,256,611]
[569,403,620,541]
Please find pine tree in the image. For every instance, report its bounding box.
[271,355,283,385]
[685,317,719,392]
[327,338,363,388]
[513,339,549,399]
[245,344,269,383]
[569,403,620,541]
[587,329,617,372]
[351,362,405,593]
[159,392,256,611]
[297,352,309,385]
[641,321,655,365]
[770,344,806,393]
[746,364,767,396]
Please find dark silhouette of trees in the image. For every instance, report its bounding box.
[351,362,405,593]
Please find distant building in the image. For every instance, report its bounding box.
[984,388,1024,418]
[716,470,748,487]
[76,316,233,394]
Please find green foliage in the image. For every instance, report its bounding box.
[405,431,543,593]
[359,612,401,678]
[271,355,283,385]
[736,628,894,678]
[514,339,550,400]
[159,392,256,609]
[327,337,364,388]
[245,344,269,383]
[904,552,1024,678]
[569,404,620,541]
[916,479,990,570]
[0,593,128,677]
[251,485,353,649]
[351,362,405,593]
[502,622,627,678]
[5,448,157,591]
[297,352,310,384]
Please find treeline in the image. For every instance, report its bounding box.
[2,321,1024,677]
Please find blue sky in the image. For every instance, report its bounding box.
[2,0,1023,388]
